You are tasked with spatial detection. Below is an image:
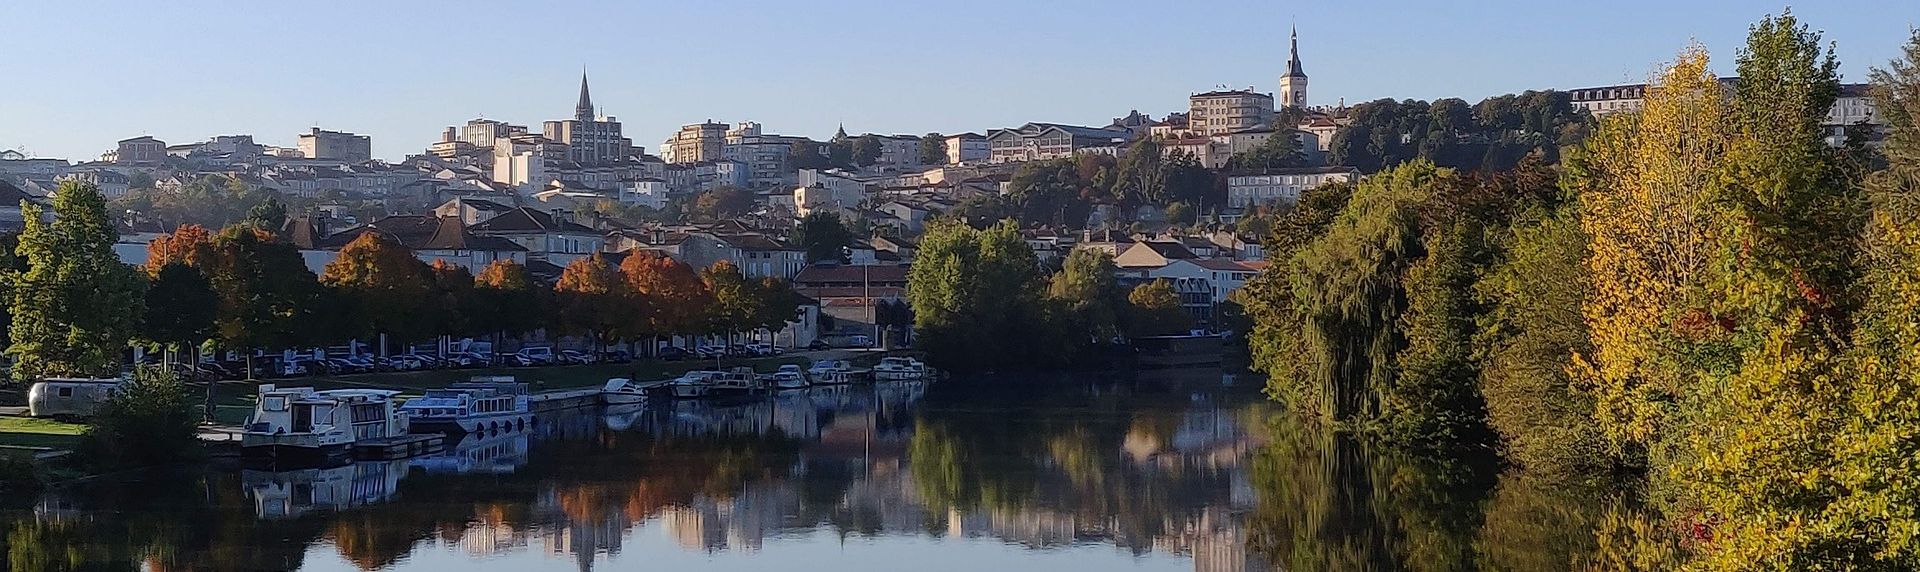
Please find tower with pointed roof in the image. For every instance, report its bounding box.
[1280,26,1309,109]
[574,71,595,121]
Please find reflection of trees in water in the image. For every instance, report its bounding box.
[1242,414,1651,571]
[5,470,325,572]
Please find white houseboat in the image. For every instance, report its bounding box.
[670,370,724,399]
[399,378,532,435]
[873,357,931,381]
[241,385,410,461]
[808,360,871,385]
[764,365,810,390]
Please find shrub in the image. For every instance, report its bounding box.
[75,366,201,470]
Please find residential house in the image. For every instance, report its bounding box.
[432,196,518,225]
[943,133,989,164]
[468,207,603,266]
[1225,166,1358,208]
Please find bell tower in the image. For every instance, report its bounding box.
[1279,26,1309,109]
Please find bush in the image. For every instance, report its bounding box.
[0,453,38,499]
[75,366,201,470]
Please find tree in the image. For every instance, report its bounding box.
[1113,138,1165,206]
[425,261,477,339]
[620,252,710,343]
[1126,279,1191,337]
[145,224,215,271]
[700,260,755,347]
[786,140,832,171]
[5,181,146,381]
[140,263,218,363]
[918,132,948,165]
[245,196,287,230]
[553,254,628,350]
[1164,202,1195,225]
[795,211,854,263]
[1047,248,1125,340]
[1227,131,1308,171]
[908,220,1056,371]
[852,135,884,167]
[320,233,433,349]
[74,366,199,470]
[473,259,542,342]
[692,186,754,219]
[204,226,324,371]
[750,276,804,340]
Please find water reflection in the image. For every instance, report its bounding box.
[0,372,1625,571]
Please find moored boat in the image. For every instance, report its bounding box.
[873,357,931,381]
[706,367,764,397]
[242,385,410,462]
[398,377,533,435]
[600,378,649,405]
[765,364,810,390]
[808,360,871,385]
[670,370,723,399]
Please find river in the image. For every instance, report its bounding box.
[0,369,1623,571]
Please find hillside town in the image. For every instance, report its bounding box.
[0,29,1887,352]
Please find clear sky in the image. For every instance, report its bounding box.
[1,1,1912,161]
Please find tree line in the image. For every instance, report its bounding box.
[905,220,1195,373]
[1241,13,1920,568]
[1,182,805,384]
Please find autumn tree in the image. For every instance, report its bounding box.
[144,224,215,272]
[692,186,754,219]
[320,233,433,350]
[5,181,145,381]
[473,259,543,343]
[1125,279,1192,337]
[554,254,629,350]
[620,252,710,349]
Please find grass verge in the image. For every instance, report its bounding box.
[0,416,85,451]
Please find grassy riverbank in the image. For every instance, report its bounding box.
[0,416,85,451]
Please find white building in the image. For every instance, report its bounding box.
[1225,166,1357,208]
[297,128,372,163]
[1188,90,1275,136]
[621,179,671,209]
[943,133,989,164]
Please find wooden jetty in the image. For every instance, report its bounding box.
[353,434,444,460]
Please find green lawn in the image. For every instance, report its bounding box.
[0,416,85,451]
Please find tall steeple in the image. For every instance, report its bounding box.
[1280,26,1309,109]
[1285,25,1306,78]
[574,70,595,121]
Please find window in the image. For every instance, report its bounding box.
[57,387,73,397]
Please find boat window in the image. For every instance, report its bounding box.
[262,396,287,412]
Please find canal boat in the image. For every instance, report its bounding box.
[706,367,765,397]
[764,364,810,390]
[669,370,724,399]
[600,378,649,405]
[241,385,410,461]
[873,357,931,381]
[399,377,532,435]
[807,360,871,385]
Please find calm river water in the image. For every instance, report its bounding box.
[1,370,1622,571]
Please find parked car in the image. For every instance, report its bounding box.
[343,355,379,372]
[514,346,557,366]
[284,356,324,376]
[558,350,598,365]
[324,357,360,374]
[745,343,783,357]
[600,350,633,364]
[656,346,692,361]
[695,345,726,359]
[806,340,832,351]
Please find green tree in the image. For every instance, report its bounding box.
[918,132,947,165]
[795,211,854,263]
[1227,131,1308,171]
[852,135,884,167]
[700,260,755,349]
[692,186,754,219]
[5,181,145,381]
[1125,278,1192,337]
[908,220,1055,371]
[245,196,287,230]
[75,366,200,470]
[1113,138,1165,207]
[205,226,324,373]
[473,259,543,342]
[1164,201,1194,225]
[1047,248,1125,340]
[786,140,832,171]
[426,260,477,338]
[140,263,218,363]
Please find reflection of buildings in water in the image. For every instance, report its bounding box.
[1123,397,1268,473]
[1151,507,1273,572]
[945,507,1086,548]
[460,521,530,558]
[412,430,530,475]
[542,507,628,572]
[242,458,412,519]
[656,480,802,553]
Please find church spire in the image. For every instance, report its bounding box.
[1285,26,1306,78]
[575,70,594,121]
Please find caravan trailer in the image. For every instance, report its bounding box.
[26,378,123,418]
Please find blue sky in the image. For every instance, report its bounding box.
[1,1,1911,161]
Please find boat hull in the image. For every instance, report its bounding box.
[602,392,646,405]
[408,413,532,436]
